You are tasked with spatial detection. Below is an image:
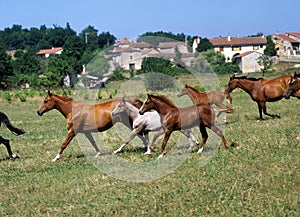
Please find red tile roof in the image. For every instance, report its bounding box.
[235,51,261,58]
[36,47,63,55]
[209,36,266,47]
[275,34,299,43]
[286,32,300,40]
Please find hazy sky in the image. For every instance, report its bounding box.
[1,0,299,40]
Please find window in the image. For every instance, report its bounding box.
[219,47,224,52]
[253,45,259,50]
[130,55,133,60]
[232,46,241,51]
[129,63,135,70]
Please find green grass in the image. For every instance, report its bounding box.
[0,73,299,216]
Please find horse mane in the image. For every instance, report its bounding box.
[149,94,178,108]
[52,93,73,102]
[233,76,263,81]
[185,84,201,93]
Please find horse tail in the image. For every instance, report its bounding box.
[224,91,233,104]
[0,112,25,135]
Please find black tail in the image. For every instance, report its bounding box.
[0,112,25,135]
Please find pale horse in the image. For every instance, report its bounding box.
[111,98,199,155]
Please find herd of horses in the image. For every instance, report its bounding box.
[1,72,300,161]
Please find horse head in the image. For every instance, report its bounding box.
[139,94,154,115]
[112,98,127,116]
[37,90,55,116]
[284,73,300,99]
[225,75,237,93]
[177,84,189,97]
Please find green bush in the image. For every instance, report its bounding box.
[144,72,175,91]
[2,92,12,102]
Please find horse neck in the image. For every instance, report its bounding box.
[187,88,205,104]
[152,97,176,115]
[125,102,139,120]
[53,96,73,118]
[236,79,257,95]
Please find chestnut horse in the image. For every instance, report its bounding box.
[139,94,230,158]
[284,72,300,99]
[111,98,199,155]
[37,90,143,161]
[0,112,25,159]
[225,75,300,120]
[177,84,234,123]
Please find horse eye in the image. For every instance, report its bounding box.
[44,100,48,103]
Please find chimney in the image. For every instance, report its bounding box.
[227,36,231,41]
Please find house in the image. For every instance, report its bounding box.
[193,36,266,62]
[36,47,63,58]
[272,32,300,57]
[111,37,194,70]
[235,51,263,73]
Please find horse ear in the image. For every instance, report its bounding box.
[47,90,52,96]
[294,72,298,78]
[122,97,126,103]
[185,84,188,87]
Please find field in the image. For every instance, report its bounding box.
[0,71,299,216]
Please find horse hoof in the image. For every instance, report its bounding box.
[197,147,204,153]
[94,152,101,158]
[10,154,19,160]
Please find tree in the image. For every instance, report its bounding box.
[0,45,14,88]
[80,25,99,51]
[196,38,213,52]
[264,35,276,56]
[98,32,116,49]
[257,54,273,76]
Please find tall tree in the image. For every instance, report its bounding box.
[264,35,276,56]
[98,31,116,48]
[196,38,213,52]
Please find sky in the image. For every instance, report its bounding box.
[0,0,299,40]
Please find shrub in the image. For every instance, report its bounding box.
[2,92,12,102]
[144,72,175,91]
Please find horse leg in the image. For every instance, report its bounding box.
[260,101,280,119]
[180,129,199,150]
[150,128,165,151]
[144,133,152,155]
[113,125,144,154]
[84,132,101,158]
[53,129,75,162]
[198,125,208,153]
[158,130,172,158]
[257,102,264,120]
[210,124,230,149]
[0,136,17,159]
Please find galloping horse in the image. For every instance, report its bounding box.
[111,98,199,155]
[0,112,25,159]
[284,72,300,99]
[139,94,229,158]
[37,90,143,161]
[225,75,300,120]
[177,84,234,123]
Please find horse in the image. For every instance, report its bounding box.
[111,98,199,155]
[284,72,300,99]
[0,112,25,159]
[177,84,234,123]
[139,94,230,158]
[37,90,144,162]
[225,75,300,120]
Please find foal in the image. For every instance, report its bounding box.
[0,112,25,159]
[178,84,234,123]
[112,98,199,155]
[139,94,229,158]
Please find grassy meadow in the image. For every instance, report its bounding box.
[0,70,299,216]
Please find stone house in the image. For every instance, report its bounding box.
[272,32,300,57]
[111,37,194,70]
[235,51,263,73]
